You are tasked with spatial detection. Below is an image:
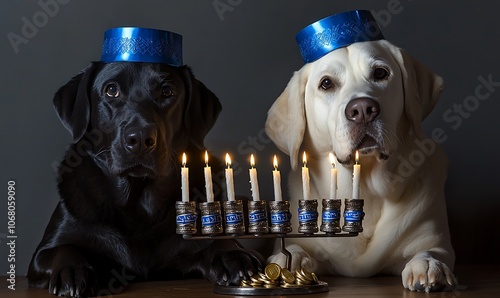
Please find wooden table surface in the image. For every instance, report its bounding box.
[1,264,498,297]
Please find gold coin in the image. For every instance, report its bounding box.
[296,278,312,286]
[295,272,311,285]
[281,282,299,288]
[258,272,269,281]
[311,272,319,284]
[295,270,307,282]
[250,274,261,283]
[300,268,314,282]
[250,281,263,287]
[263,283,277,288]
[281,268,295,284]
[265,263,282,281]
[262,278,276,285]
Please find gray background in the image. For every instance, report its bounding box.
[1,0,499,275]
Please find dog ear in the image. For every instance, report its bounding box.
[265,64,310,170]
[181,67,222,149]
[386,41,444,139]
[53,63,99,143]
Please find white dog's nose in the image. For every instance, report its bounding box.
[345,98,380,124]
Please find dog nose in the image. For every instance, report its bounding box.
[345,98,380,124]
[124,126,157,154]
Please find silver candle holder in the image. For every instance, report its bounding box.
[199,201,223,235]
[269,201,292,234]
[298,199,319,234]
[342,198,364,233]
[175,201,198,235]
[320,199,341,234]
[222,200,246,235]
[247,200,269,235]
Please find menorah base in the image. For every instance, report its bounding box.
[213,281,329,296]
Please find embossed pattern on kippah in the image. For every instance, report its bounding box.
[295,10,385,63]
[298,21,380,62]
[100,27,183,66]
[102,37,182,63]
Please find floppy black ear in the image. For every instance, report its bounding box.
[181,67,222,149]
[53,63,99,143]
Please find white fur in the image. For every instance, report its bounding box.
[265,40,457,292]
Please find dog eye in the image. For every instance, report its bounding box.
[161,86,175,98]
[320,78,334,90]
[373,67,390,81]
[105,84,120,98]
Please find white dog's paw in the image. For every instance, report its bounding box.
[266,244,317,272]
[402,255,457,292]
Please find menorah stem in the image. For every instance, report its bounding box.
[279,237,292,270]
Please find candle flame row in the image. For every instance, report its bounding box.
[181,150,360,202]
[181,150,360,169]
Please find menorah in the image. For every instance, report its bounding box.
[175,151,365,295]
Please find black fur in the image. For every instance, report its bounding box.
[27,62,263,297]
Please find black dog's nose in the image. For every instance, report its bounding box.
[345,98,380,124]
[124,126,157,154]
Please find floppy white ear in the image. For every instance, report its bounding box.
[386,40,444,139]
[265,64,310,169]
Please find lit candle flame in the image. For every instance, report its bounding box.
[355,150,359,164]
[182,152,187,167]
[250,154,255,168]
[303,151,307,167]
[205,150,209,166]
[225,153,231,168]
[273,155,278,170]
[329,152,335,168]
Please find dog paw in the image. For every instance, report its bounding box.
[267,244,317,273]
[48,264,96,297]
[208,249,264,286]
[402,255,457,292]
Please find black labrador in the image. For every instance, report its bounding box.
[27,62,263,297]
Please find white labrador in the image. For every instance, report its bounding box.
[265,39,457,292]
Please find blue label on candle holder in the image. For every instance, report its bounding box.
[202,214,222,226]
[271,211,291,224]
[298,210,318,223]
[176,213,198,225]
[248,211,267,223]
[344,210,364,222]
[322,210,340,222]
[225,212,244,224]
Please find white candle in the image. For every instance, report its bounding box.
[181,153,189,202]
[302,152,310,200]
[204,151,214,203]
[352,151,361,199]
[272,155,282,201]
[225,153,235,202]
[329,153,337,200]
[249,154,260,201]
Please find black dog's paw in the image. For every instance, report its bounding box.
[48,264,97,297]
[208,249,264,286]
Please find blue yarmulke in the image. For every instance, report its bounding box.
[296,10,385,63]
[101,27,183,66]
